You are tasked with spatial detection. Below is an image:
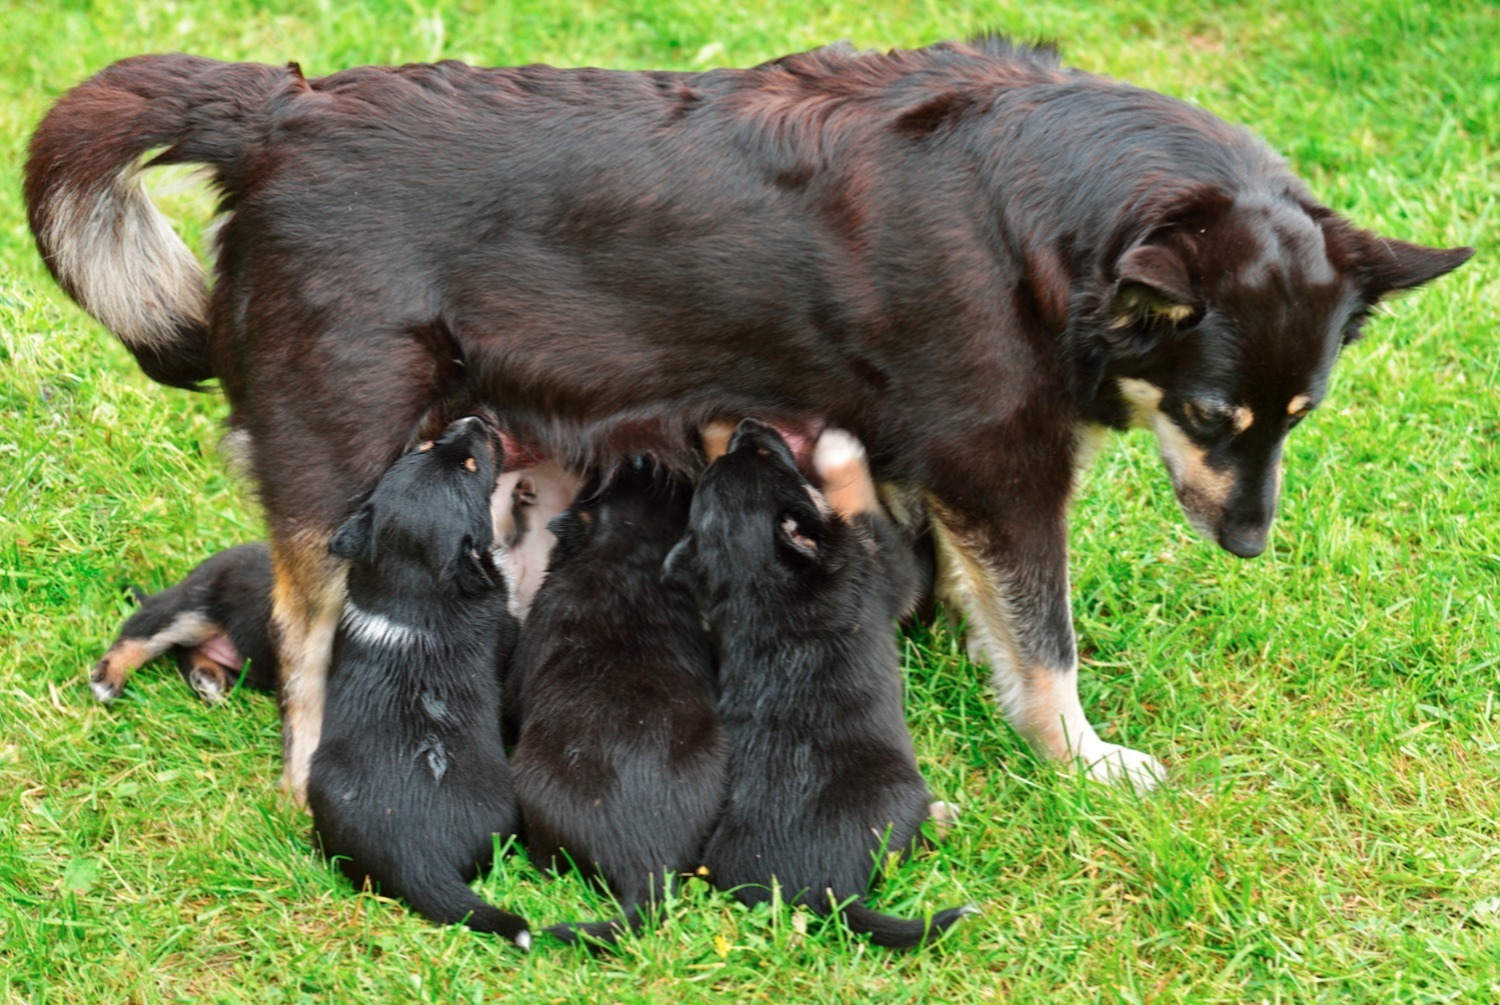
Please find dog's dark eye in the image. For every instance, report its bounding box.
[1179,400,1231,437]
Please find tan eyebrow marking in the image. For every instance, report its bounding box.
[1288,395,1313,416]
[463,456,478,472]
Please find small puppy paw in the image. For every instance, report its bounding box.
[89,658,125,703]
[812,428,879,518]
[187,663,233,703]
[927,800,961,839]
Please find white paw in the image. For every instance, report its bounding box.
[812,427,866,479]
[1075,740,1166,792]
[190,669,228,703]
[90,678,120,703]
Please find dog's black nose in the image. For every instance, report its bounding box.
[1218,524,1268,559]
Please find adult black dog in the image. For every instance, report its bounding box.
[666,419,968,948]
[508,463,724,947]
[92,543,278,704]
[25,37,1471,799]
[307,416,529,947]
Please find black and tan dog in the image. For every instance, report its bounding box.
[92,543,277,704]
[26,38,1471,799]
[306,416,530,947]
[508,463,724,947]
[666,420,969,948]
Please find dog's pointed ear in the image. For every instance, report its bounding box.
[1356,234,1473,299]
[1109,243,1201,335]
[330,505,374,562]
[662,532,697,587]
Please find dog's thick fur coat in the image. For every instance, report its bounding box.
[92,542,277,703]
[306,417,529,947]
[25,38,1471,799]
[509,464,724,947]
[666,420,968,948]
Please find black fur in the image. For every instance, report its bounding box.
[91,542,276,703]
[509,464,725,948]
[666,419,969,948]
[307,416,529,946]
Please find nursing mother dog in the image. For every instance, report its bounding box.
[25,36,1470,801]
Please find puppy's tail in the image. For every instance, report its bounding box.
[24,55,303,389]
[400,874,532,950]
[837,901,977,949]
[544,898,652,950]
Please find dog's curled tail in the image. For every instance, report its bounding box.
[401,874,532,950]
[838,901,977,949]
[24,54,299,389]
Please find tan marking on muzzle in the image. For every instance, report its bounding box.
[1118,378,1233,538]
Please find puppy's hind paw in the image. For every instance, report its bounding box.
[812,428,879,518]
[927,800,961,839]
[89,659,124,703]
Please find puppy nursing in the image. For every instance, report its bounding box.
[307,416,530,947]
[509,463,724,946]
[667,420,971,948]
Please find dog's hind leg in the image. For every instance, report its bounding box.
[270,531,347,807]
[927,496,1166,792]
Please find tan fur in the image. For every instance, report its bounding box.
[1118,377,1234,540]
[927,498,1165,790]
[91,611,218,702]
[700,420,736,463]
[271,531,348,806]
[1288,394,1313,416]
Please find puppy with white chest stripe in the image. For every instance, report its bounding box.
[307,416,529,947]
[666,419,971,949]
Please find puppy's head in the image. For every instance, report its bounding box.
[665,418,842,595]
[330,415,505,595]
[548,459,691,563]
[1093,191,1471,557]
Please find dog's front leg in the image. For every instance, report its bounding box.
[926,496,1166,791]
[270,531,347,807]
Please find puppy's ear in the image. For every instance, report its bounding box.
[1355,233,1473,299]
[662,533,697,587]
[453,539,500,595]
[1108,243,1200,339]
[330,505,374,562]
[775,509,827,565]
[547,507,595,558]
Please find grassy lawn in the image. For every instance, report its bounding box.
[1,0,1496,1001]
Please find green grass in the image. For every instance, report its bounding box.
[1,0,1496,1001]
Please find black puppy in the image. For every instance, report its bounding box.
[666,419,970,949]
[91,543,277,703]
[509,463,724,947]
[307,416,529,947]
